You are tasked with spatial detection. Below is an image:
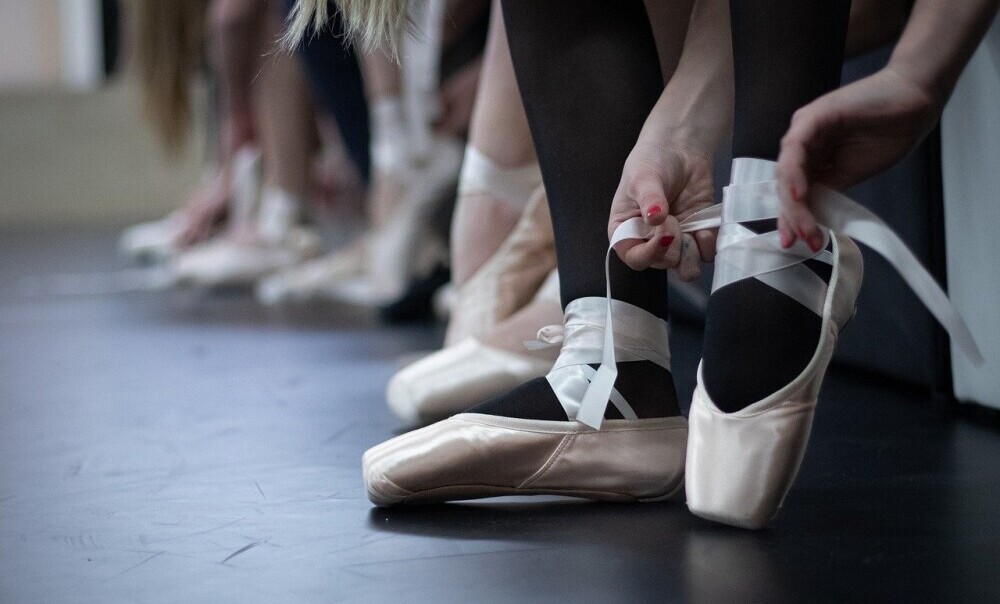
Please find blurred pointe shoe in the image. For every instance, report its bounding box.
[256,238,368,305]
[118,210,189,262]
[386,270,561,425]
[172,186,320,287]
[445,182,555,346]
[367,135,464,303]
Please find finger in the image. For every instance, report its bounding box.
[648,215,683,270]
[613,238,653,271]
[627,171,670,226]
[674,234,701,282]
[778,106,836,252]
[694,229,717,263]
[615,217,679,272]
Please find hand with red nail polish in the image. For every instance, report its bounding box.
[609,136,718,277]
[775,66,942,248]
[607,0,731,280]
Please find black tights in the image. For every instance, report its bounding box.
[470,0,679,421]
[702,0,851,411]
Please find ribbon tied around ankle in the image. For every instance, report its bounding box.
[577,180,984,430]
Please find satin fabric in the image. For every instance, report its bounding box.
[445,188,556,346]
[363,413,688,505]
[386,338,553,424]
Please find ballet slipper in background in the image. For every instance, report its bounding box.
[256,238,369,305]
[366,134,465,303]
[444,154,549,345]
[364,297,687,506]
[383,148,554,424]
[117,152,249,262]
[171,149,321,287]
[386,269,562,425]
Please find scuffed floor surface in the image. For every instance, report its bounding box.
[2,228,999,603]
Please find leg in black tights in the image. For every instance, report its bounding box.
[701,0,852,411]
[470,0,679,421]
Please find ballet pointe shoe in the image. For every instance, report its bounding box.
[255,238,368,305]
[673,158,983,529]
[686,231,862,529]
[363,296,687,506]
[368,135,464,303]
[385,270,561,425]
[172,184,321,287]
[118,209,189,262]
[445,184,555,346]
[364,414,687,506]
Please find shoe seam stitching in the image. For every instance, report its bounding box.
[517,434,573,489]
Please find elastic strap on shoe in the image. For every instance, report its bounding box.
[578,161,983,430]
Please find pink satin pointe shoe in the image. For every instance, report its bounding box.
[364,297,687,506]
[674,158,982,529]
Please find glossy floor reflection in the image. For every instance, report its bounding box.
[1,228,998,603]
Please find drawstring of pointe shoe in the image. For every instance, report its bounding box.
[576,177,983,431]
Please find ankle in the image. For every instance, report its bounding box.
[607,361,680,419]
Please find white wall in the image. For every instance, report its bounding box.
[941,14,1000,409]
[0,0,103,90]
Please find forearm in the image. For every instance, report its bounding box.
[638,0,733,157]
[888,0,1000,108]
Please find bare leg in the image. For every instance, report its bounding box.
[209,0,267,157]
[449,0,536,286]
[255,8,314,201]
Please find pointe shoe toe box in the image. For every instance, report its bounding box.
[385,339,553,424]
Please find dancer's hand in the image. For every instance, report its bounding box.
[775,66,940,251]
[609,138,717,281]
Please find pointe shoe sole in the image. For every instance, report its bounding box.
[363,413,687,506]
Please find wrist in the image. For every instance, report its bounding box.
[640,120,721,162]
[885,52,949,111]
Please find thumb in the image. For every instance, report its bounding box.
[628,171,669,227]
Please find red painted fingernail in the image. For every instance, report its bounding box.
[646,205,662,218]
[780,231,793,248]
[809,235,823,252]
[659,235,674,248]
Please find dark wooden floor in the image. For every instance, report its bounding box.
[2,228,999,603]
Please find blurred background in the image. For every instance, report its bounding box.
[0,0,205,229]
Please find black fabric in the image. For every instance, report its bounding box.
[501,0,670,322]
[463,0,681,420]
[282,1,371,182]
[701,0,851,412]
[469,361,680,421]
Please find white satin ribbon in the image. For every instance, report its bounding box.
[577,167,984,430]
[458,147,543,209]
[544,297,670,423]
